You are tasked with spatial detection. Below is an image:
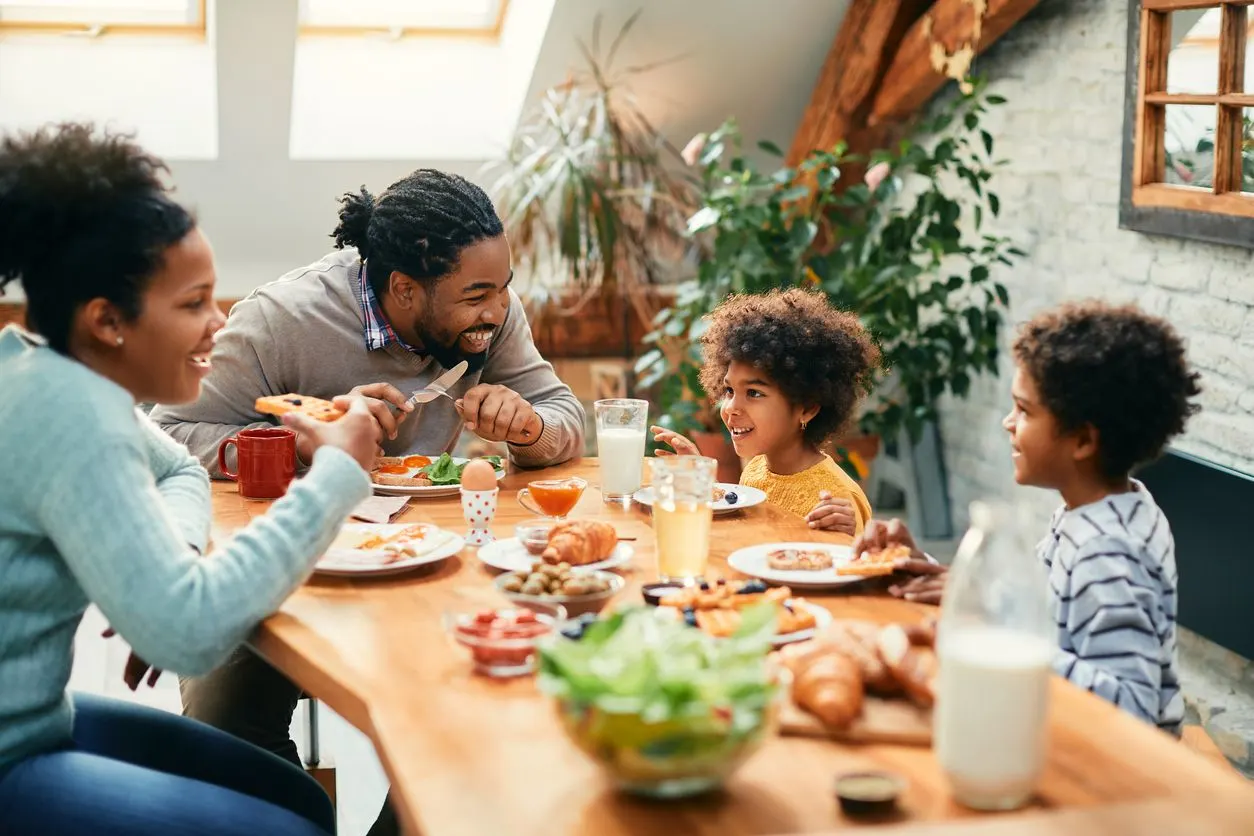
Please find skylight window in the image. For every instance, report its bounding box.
[0,0,203,34]
[298,0,505,39]
[0,0,216,159]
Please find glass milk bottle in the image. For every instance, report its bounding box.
[934,501,1054,811]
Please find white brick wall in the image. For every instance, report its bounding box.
[937,0,1254,528]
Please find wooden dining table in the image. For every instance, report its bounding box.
[211,459,1254,835]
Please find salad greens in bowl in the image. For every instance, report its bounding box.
[537,604,780,798]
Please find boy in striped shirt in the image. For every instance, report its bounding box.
[856,301,1201,735]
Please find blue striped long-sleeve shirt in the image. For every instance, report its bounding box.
[1038,480,1183,736]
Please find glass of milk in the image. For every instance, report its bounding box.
[935,501,1054,811]
[593,399,648,502]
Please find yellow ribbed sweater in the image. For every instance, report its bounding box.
[740,454,872,535]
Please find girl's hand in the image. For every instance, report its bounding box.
[650,425,698,457]
[807,491,856,534]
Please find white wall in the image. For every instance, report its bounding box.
[936,0,1254,530]
[1,0,850,298]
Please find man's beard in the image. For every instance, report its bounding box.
[416,320,489,373]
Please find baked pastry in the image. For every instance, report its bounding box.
[373,456,406,469]
[876,622,938,707]
[541,520,617,566]
[255,394,344,422]
[659,581,790,611]
[712,486,727,502]
[767,548,834,571]
[811,620,899,694]
[786,644,864,730]
[836,544,911,577]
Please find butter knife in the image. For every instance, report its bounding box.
[408,359,469,407]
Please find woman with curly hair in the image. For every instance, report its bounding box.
[652,288,881,535]
[0,122,381,834]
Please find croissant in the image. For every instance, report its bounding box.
[541,520,617,566]
[810,620,900,695]
[790,648,864,730]
[876,623,938,708]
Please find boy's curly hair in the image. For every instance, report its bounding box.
[1013,300,1201,481]
[698,289,881,447]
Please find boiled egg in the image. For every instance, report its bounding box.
[460,458,498,491]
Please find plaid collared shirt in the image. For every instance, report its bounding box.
[357,262,417,352]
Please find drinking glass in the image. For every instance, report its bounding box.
[594,398,648,502]
[651,456,716,584]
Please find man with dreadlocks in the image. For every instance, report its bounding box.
[153,168,584,477]
[151,169,584,836]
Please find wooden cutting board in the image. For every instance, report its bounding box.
[779,693,932,746]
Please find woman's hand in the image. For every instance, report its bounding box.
[807,491,856,534]
[102,628,162,690]
[283,395,381,471]
[650,425,698,456]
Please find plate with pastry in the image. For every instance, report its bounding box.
[316,523,465,577]
[632,483,766,515]
[371,452,505,497]
[726,542,870,588]
[656,577,832,646]
[478,519,634,574]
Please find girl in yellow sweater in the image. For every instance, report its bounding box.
[652,289,880,535]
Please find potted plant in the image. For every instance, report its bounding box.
[636,78,1023,482]
[486,12,695,340]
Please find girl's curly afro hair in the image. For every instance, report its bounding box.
[697,288,881,447]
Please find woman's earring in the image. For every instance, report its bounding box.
[115,336,124,347]
[800,419,808,431]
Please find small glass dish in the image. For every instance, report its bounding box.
[494,571,625,617]
[514,519,558,556]
[443,602,566,678]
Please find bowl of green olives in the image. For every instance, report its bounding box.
[494,564,625,617]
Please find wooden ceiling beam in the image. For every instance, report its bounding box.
[869,0,1045,126]
[786,0,933,165]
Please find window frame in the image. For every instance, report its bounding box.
[296,0,509,41]
[1121,0,1254,247]
[0,0,205,38]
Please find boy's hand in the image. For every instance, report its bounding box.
[650,425,698,457]
[853,518,927,563]
[888,564,948,605]
[807,491,856,534]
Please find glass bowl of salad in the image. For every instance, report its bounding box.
[537,605,780,798]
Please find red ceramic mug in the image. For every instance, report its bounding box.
[218,428,297,499]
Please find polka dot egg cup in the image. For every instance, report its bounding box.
[461,487,499,547]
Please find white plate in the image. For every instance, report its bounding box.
[315,523,464,577]
[632,483,766,515]
[371,457,506,498]
[726,542,864,589]
[477,537,635,574]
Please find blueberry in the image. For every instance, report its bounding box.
[560,625,584,640]
[738,580,767,595]
[725,492,738,505]
[287,398,302,405]
[683,607,698,627]
[699,581,710,591]
[717,578,726,586]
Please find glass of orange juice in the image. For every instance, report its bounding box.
[516,476,588,520]
[651,456,716,584]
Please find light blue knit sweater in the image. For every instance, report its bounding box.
[0,325,371,770]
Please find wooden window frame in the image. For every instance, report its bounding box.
[297,0,509,41]
[1121,0,1254,247]
[0,0,205,38]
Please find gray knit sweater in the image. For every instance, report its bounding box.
[151,249,585,477]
